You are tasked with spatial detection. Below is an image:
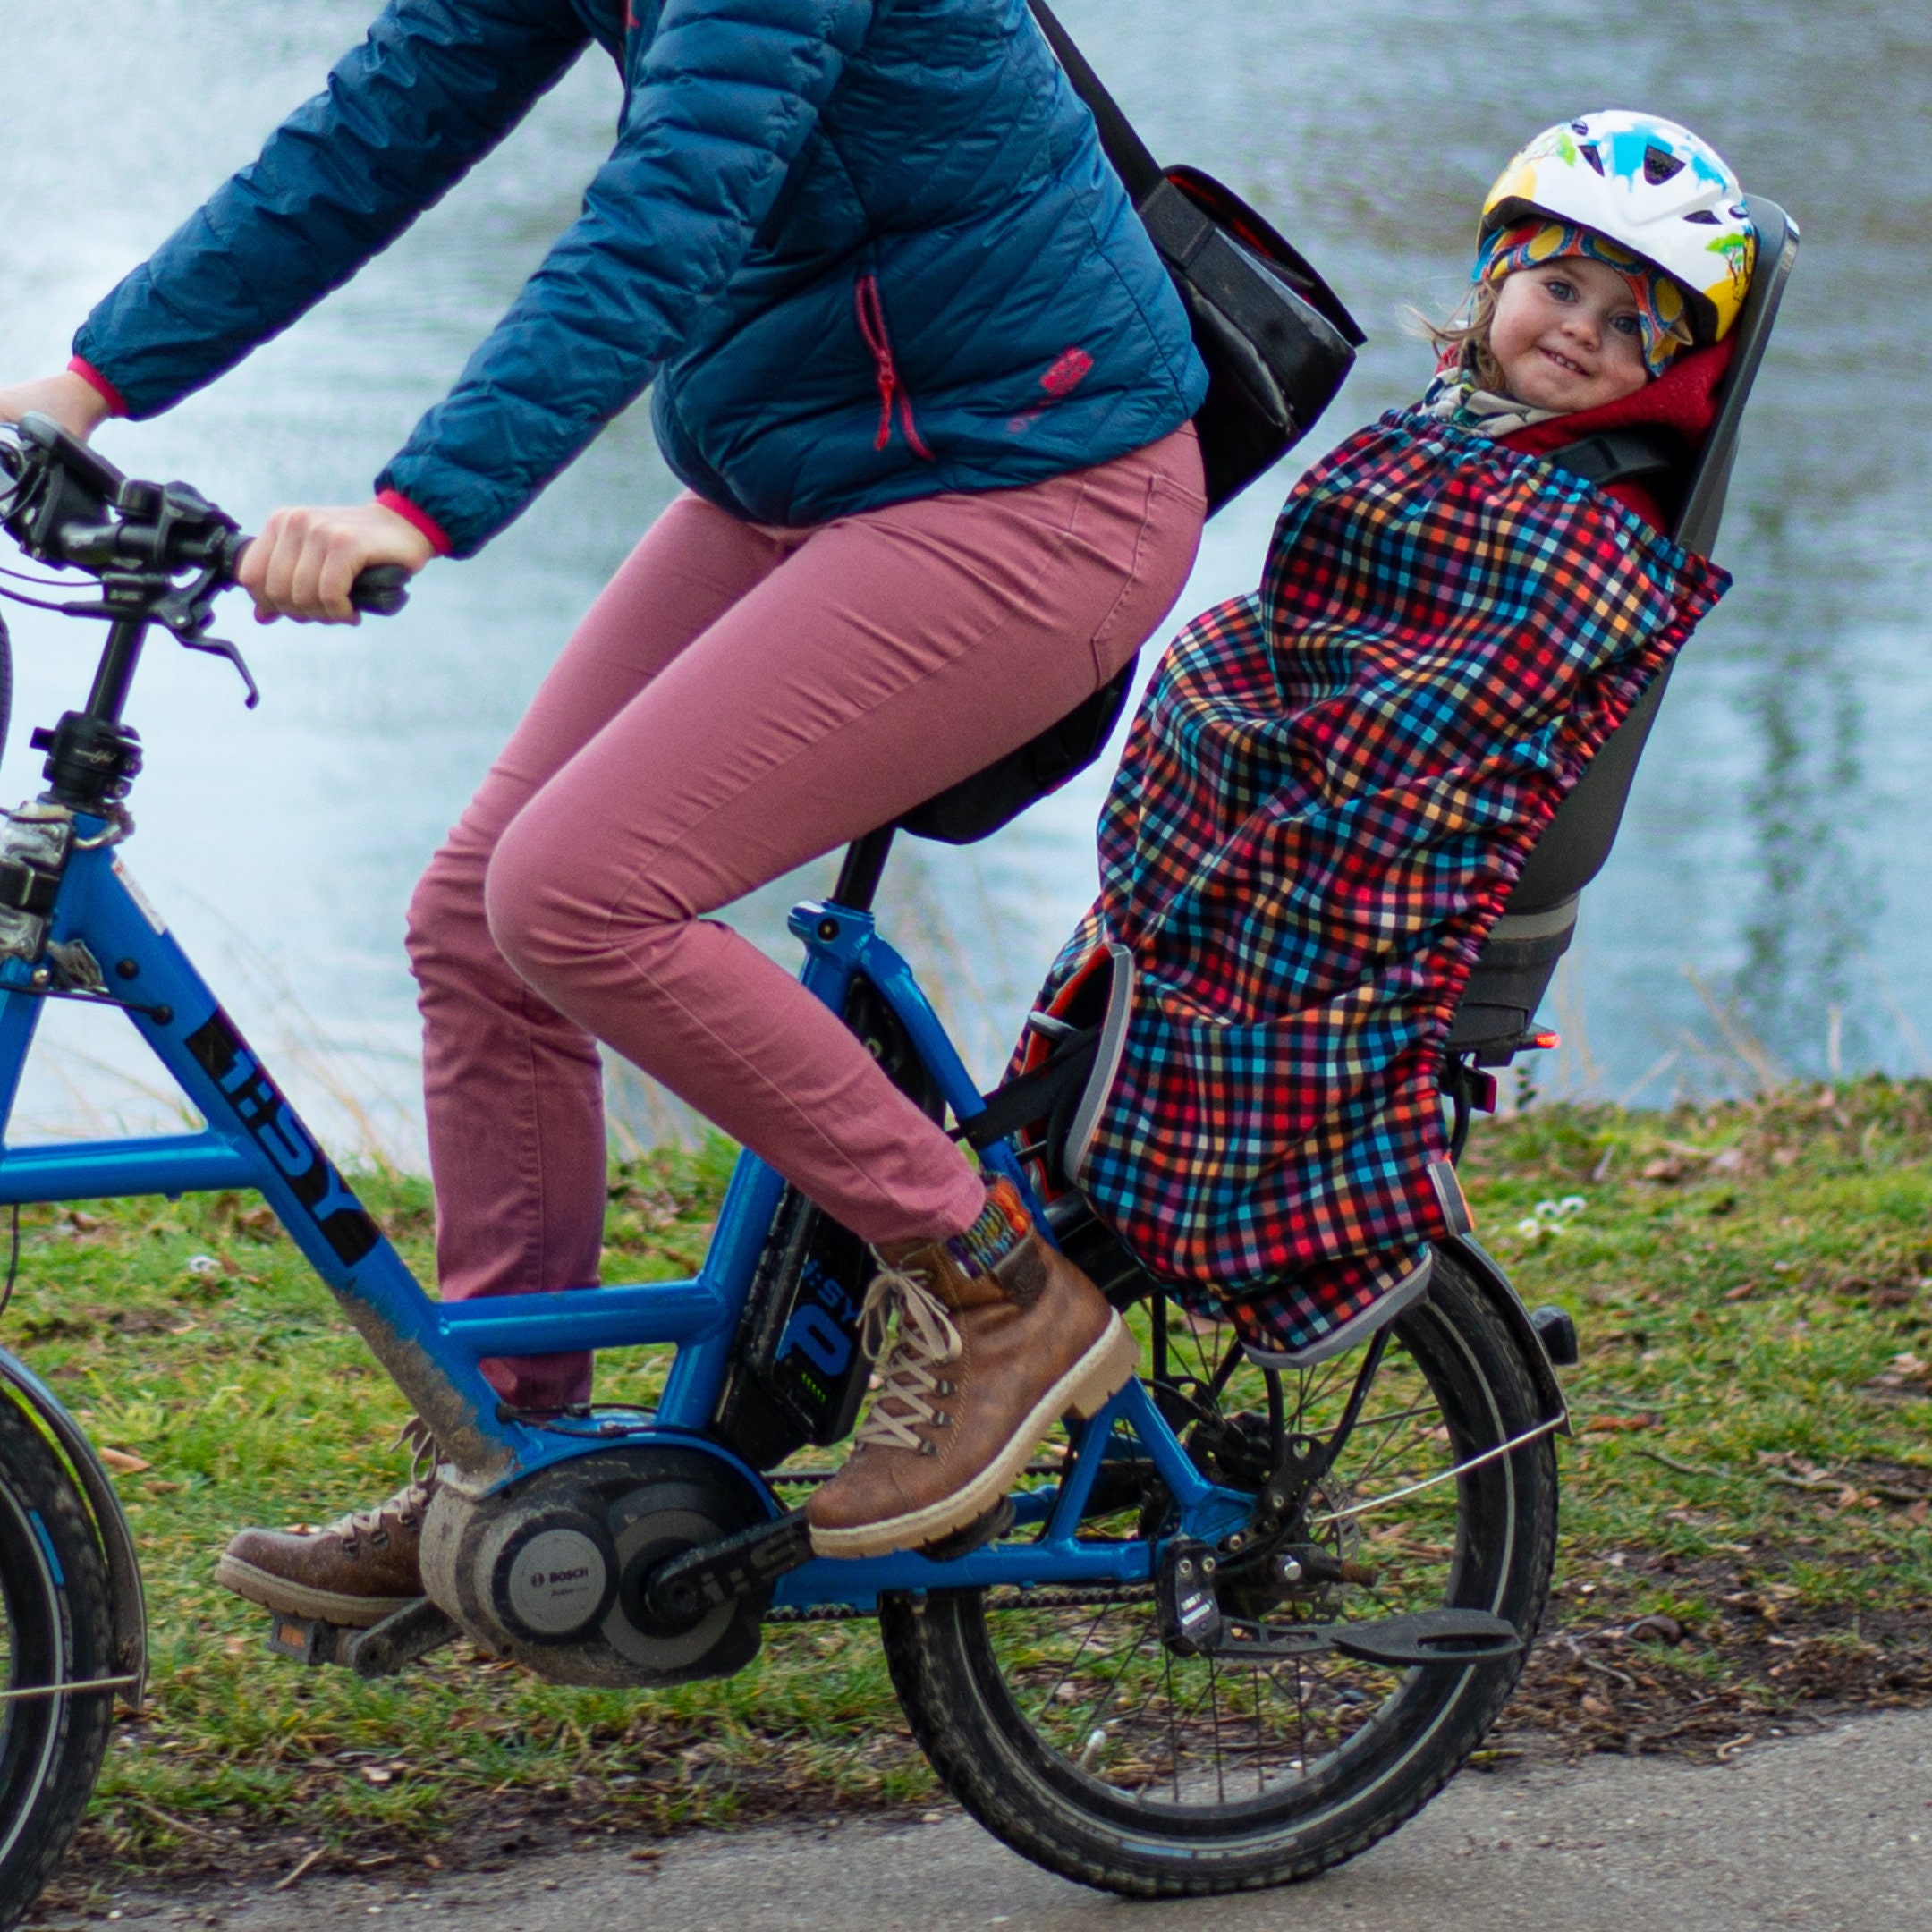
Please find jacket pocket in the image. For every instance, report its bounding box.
[853,273,935,461]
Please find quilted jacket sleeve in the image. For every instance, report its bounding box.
[72,0,594,423]
[377,0,874,555]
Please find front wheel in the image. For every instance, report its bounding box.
[0,1394,116,1929]
[880,1249,1558,1897]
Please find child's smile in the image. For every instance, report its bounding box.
[1487,257,1651,413]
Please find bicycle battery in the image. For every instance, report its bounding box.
[713,975,940,1470]
[713,1185,876,1470]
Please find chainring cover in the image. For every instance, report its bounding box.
[421,1445,774,1689]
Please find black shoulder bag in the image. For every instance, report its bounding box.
[898,3,1363,845]
[1029,0,1364,513]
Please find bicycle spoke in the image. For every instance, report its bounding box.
[1208,1657,1225,1804]
[954,1281,1546,1827]
[1252,1664,1265,1797]
[1031,1601,1114,1728]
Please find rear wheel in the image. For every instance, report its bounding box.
[880,1249,1557,1897]
[0,1394,115,1929]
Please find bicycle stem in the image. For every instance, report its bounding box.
[83,615,147,726]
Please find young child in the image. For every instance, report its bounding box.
[1022,112,1758,1361]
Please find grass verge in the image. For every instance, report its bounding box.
[14,1080,1932,1907]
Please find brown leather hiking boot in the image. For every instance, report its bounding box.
[806,1180,1138,1559]
[215,1422,436,1627]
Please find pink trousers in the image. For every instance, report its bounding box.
[406,428,1206,1407]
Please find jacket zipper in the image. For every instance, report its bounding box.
[853,273,935,461]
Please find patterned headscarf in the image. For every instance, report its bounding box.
[1478,218,1696,377]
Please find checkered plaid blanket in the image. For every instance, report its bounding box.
[1025,409,1729,1350]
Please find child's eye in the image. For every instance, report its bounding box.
[1610,314,1642,338]
[1542,276,1577,303]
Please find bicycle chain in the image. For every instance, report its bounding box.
[765,1583,1157,1624]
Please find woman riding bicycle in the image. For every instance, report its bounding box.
[0,0,1208,1623]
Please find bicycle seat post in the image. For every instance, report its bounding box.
[830,826,895,913]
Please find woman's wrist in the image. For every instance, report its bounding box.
[374,489,453,558]
[0,369,117,441]
[64,360,126,421]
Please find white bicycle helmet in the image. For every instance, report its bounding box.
[1481,112,1756,343]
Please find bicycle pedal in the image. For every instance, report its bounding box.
[917,1496,1015,1563]
[264,1612,354,1669]
[344,1598,460,1679]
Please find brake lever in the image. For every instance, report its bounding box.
[180,634,259,709]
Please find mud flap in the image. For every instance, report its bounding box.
[1437,1234,1572,1433]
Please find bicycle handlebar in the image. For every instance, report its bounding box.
[346,562,412,617]
[0,414,411,619]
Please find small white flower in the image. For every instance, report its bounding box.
[1534,1199,1561,1220]
[1558,1195,1588,1216]
[183,1254,220,1276]
[1516,1218,1545,1240]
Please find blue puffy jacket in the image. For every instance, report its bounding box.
[73,0,1207,556]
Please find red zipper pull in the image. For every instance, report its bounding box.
[853,274,934,460]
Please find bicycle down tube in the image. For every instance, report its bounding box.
[0,820,1252,1608]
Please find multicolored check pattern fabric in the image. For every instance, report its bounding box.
[1029,411,1729,1352]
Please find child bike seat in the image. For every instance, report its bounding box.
[1445,196,1799,1060]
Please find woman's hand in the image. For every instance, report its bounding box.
[0,371,114,440]
[237,501,436,626]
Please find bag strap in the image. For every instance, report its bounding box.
[1026,0,1226,288]
[1026,0,1165,203]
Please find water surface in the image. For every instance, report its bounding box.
[0,0,1924,1153]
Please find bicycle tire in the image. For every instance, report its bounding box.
[0,1394,114,1929]
[879,1247,1557,1897]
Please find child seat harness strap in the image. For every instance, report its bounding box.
[1541,426,1682,488]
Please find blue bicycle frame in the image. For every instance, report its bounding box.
[1,813,1251,1615]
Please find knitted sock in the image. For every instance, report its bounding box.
[939,1176,1032,1280]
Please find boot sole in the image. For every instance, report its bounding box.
[809,1313,1140,1561]
[215,1554,419,1629]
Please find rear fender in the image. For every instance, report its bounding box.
[0,1346,147,1699]
[1437,1235,1571,1434]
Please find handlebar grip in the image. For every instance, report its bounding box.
[225,538,414,618]
[351,564,411,617]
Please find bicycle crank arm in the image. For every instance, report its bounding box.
[644,1507,816,1624]
[1324,1608,1522,1667]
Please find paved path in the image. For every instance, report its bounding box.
[50,1709,1932,1931]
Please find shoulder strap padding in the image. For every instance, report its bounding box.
[1542,425,1683,490]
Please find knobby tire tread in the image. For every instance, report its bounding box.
[0,1394,115,1932]
[881,1252,1558,1897]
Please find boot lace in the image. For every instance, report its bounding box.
[324,1416,440,1551]
[852,1264,962,1455]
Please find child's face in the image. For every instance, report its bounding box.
[1487,257,1651,412]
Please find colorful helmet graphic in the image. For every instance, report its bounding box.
[1481,112,1756,343]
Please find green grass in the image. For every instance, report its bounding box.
[13,1080,1932,1887]
[18,1144,930,1886]
[1466,1078,1932,1609]
[1462,1079,1932,1759]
